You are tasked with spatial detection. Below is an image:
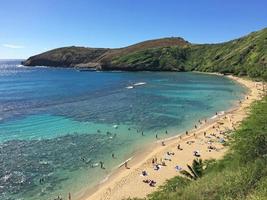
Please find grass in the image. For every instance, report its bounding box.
[127,95,267,200]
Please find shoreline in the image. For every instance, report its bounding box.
[78,75,265,200]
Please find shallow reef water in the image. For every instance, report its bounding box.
[0,60,246,200]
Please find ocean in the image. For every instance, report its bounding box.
[0,60,246,200]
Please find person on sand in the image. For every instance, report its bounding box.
[204,131,206,137]
[160,158,166,166]
[161,141,165,146]
[154,164,160,170]
[149,180,156,187]
[164,154,171,162]
[187,141,194,145]
[186,131,188,135]
[143,179,150,183]
[195,125,197,129]
[152,158,155,165]
[177,144,183,150]
[68,192,71,200]
[141,170,148,176]
[179,135,182,140]
[193,150,201,157]
[125,161,129,169]
[167,151,175,155]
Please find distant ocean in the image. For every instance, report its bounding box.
[0,60,246,200]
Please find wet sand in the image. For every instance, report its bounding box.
[81,75,265,200]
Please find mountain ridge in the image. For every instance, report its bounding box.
[23,28,267,80]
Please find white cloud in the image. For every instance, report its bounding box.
[2,44,25,49]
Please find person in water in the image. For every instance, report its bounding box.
[142,131,144,136]
[112,153,115,159]
[100,161,105,169]
[39,177,44,184]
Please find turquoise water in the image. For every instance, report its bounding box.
[0,60,246,200]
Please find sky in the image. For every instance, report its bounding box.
[0,0,267,59]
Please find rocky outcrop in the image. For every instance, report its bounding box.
[22,47,109,68]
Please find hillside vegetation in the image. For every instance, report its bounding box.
[128,96,267,200]
[23,28,267,80]
[110,28,267,79]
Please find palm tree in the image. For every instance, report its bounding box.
[180,158,204,180]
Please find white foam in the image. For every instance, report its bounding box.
[210,115,218,119]
[218,111,225,115]
[99,174,111,184]
[117,156,133,168]
[210,111,225,119]
[133,82,146,86]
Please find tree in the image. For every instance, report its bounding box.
[180,158,204,180]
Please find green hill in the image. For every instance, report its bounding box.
[23,28,267,80]
[110,28,267,79]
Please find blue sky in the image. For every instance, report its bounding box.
[0,0,266,59]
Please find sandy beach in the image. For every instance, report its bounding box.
[81,75,265,200]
